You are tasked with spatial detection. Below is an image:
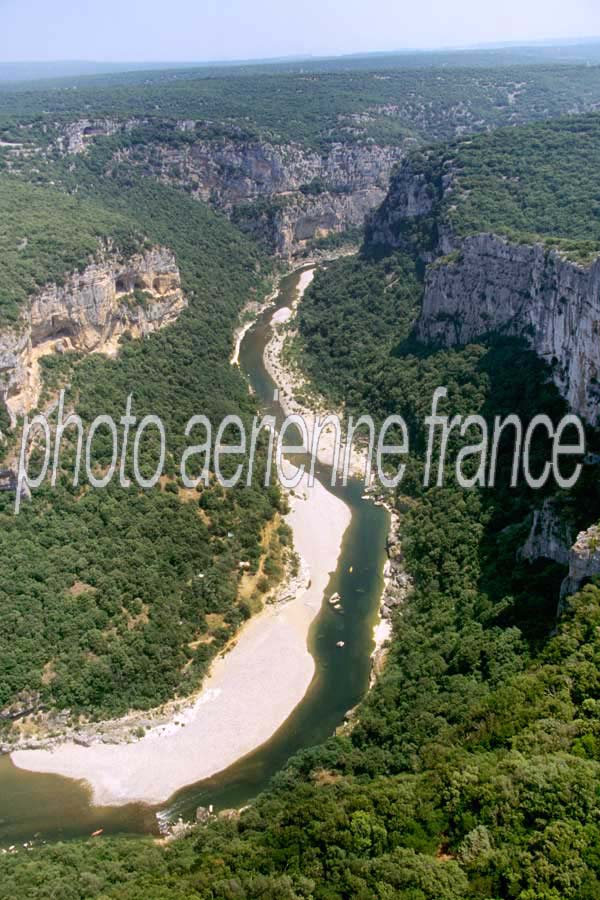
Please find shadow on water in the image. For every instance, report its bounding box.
[0,267,388,845]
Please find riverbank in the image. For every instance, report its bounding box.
[230,283,281,367]
[263,270,370,481]
[10,264,355,807]
[12,473,351,806]
[261,266,406,686]
[369,504,413,685]
[231,248,357,369]
[9,255,387,810]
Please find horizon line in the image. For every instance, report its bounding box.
[2,34,600,69]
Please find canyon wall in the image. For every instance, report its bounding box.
[368,154,600,607]
[368,155,600,424]
[560,524,600,608]
[417,234,600,423]
[113,136,405,257]
[365,151,453,253]
[58,120,405,258]
[518,498,574,568]
[0,246,186,421]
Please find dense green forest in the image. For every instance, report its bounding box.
[1,55,600,899]
[373,113,600,259]
[446,114,600,259]
[1,346,598,895]
[0,166,284,722]
[2,64,600,148]
[0,176,142,323]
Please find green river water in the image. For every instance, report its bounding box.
[0,267,389,847]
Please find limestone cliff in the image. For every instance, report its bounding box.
[367,153,600,423]
[416,234,600,423]
[560,525,600,606]
[233,185,387,256]
[0,246,186,421]
[58,118,406,257]
[112,136,405,257]
[123,138,400,203]
[518,498,574,568]
[365,150,453,253]
[59,118,145,154]
[366,152,600,615]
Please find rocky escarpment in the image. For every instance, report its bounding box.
[518,498,574,568]
[416,234,600,423]
[119,138,401,205]
[367,151,600,616]
[113,135,405,257]
[365,150,453,253]
[517,512,600,614]
[0,246,186,422]
[58,118,405,257]
[59,117,146,154]
[367,153,600,423]
[560,524,600,607]
[233,187,385,256]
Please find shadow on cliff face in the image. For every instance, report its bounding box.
[473,338,600,648]
[391,331,600,648]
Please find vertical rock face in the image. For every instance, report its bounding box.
[0,247,187,420]
[60,118,143,154]
[114,138,405,256]
[118,139,401,205]
[560,525,600,606]
[416,234,600,423]
[237,186,389,257]
[58,119,406,256]
[518,499,574,567]
[365,154,600,614]
[367,153,600,422]
[365,151,453,252]
[366,159,439,245]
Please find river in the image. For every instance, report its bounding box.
[0,266,389,846]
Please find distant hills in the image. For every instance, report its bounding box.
[1,38,600,86]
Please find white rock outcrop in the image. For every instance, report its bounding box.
[416,234,600,423]
[560,524,600,605]
[0,246,187,420]
[518,498,573,567]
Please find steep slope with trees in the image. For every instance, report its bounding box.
[1,65,600,900]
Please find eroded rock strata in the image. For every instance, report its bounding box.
[368,155,600,424]
[0,246,186,420]
[417,235,600,423]
[114,137,405,257]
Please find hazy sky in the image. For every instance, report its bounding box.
[1,0,599,62]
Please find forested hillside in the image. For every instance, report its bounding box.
[2,64,600,148]
[371,113,600,259]
[0,176,142,323]
[1,58,600,900]
[1,335,598,894]
[0,166,283,724]
[3,65,600,264]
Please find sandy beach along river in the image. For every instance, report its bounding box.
[0,265,388,844]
